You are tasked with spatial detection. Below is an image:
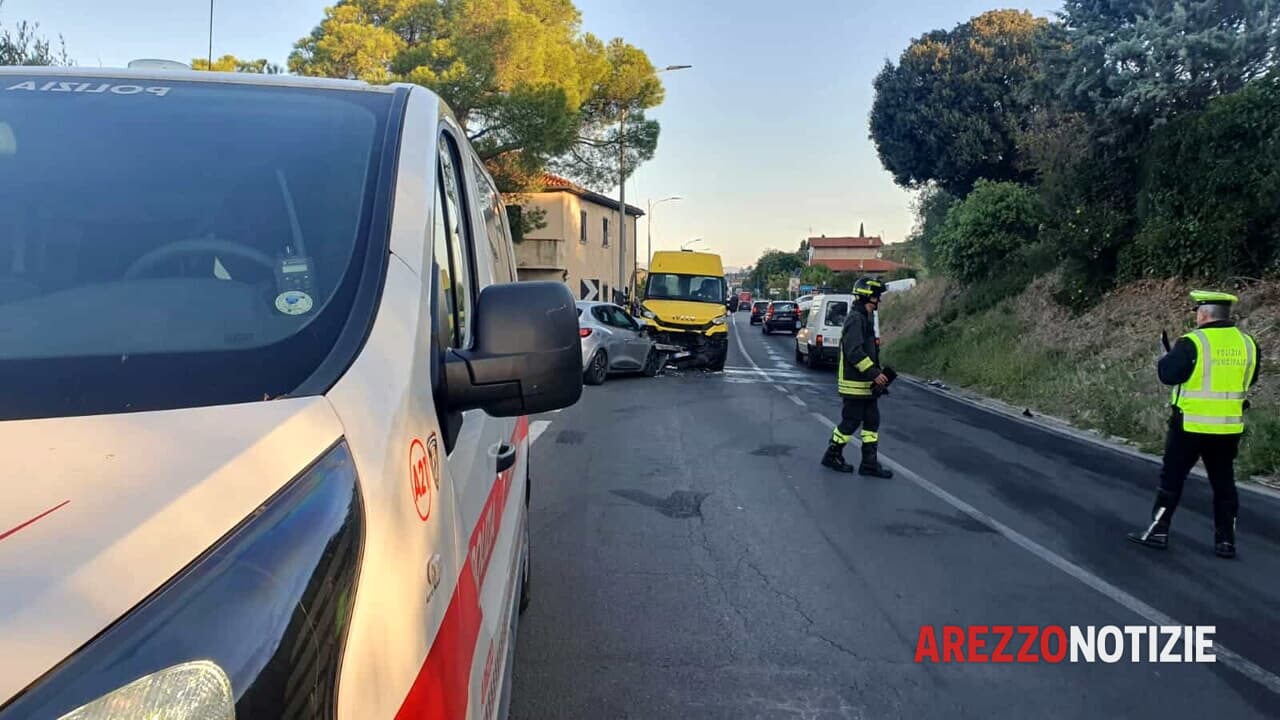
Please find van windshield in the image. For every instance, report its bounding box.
[0,76,393,420]
[646,273,725,304]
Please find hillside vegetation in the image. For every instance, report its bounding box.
[880,278,1280,479]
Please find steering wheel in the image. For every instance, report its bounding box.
[124,239,276,280]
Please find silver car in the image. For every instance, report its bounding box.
[577,301,661,385]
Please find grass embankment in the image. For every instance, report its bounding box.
[879,277,1280,479]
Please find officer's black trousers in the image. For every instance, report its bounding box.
[832,397,880,445]
[1155,415,1241,532]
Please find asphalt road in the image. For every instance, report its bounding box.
[511,310,1280,719]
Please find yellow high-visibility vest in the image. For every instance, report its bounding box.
[837,353,874,397]
[1172,327,1257,434]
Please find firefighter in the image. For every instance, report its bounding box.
[821,277,894,477]
[1128,290,1261,559]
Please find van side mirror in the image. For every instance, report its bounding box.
[444,282,583,417]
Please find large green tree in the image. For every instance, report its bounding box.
[869,10,1052,196]
[745,250,804,292]
[288,0,662,192]
[0,1,69,66]
[1052,0,1280,142]
[548,37,662,191]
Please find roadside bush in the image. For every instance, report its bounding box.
[1129,73,1280,281]
[934,181,1043,285]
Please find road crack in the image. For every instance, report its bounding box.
[735,552,864,661]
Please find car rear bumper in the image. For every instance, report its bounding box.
[808,345,840,363]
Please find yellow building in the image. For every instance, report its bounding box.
[508,174,643,303]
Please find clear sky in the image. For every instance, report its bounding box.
[6,0,1062,268]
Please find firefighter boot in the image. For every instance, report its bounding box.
[1214,519,1237,559]
[821,443,854,473]
[858,443,894,478]
[1127,507,1171,550]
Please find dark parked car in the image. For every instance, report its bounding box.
[749,300,770,325]
[762,300,800,335]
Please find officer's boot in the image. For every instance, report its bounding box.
[1127,506,1171,550]
[858,443,894,478]
[821,443,854,473]
[1214,518,1237,559]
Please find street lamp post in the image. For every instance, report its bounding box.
[617,63,690,307]
[643,195,682,282]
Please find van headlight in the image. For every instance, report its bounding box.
[641,308,656,320]
[1,441,364,720]
[711,315,727,325]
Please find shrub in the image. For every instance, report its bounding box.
[934,181,1044,285]
[1132,73,1280,280]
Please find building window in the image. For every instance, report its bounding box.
[580,210,587,243]
[603,216,610,246]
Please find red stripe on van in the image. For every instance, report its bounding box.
[395,416,530,720]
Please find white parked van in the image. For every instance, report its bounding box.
[0,66,582,719]
[794,294,855,368]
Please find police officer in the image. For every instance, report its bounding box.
[1128,291,1261,559]
[821,277,894,477]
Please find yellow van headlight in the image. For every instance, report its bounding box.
[711,315,727,326]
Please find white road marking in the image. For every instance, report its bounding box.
[529,420,551,446]
[788,395,806,407]
[733,321,1280,696]
[884,458,1280,695]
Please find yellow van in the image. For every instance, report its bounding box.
[640,251,729,370]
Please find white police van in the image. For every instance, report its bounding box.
[0,65,582,719]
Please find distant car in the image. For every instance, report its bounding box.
[797,294,815,316]
[762,300,800,335]
[749,301,770,325]
[578,301,662,385]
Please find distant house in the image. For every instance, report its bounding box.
[506,173,643,304]
[806,227,906,277]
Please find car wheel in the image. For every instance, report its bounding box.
[584,350,608,385]
[806,345,820,369]
[641,348,662,377]
[795,342,804,363]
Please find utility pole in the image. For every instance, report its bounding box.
[617,63,690,306]
[616,107,628,306]
[208,0,214,69]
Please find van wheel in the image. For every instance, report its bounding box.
[707,350,726,372]
[584,351,608,385]
[519,510,531,614]
[806,346,821,369]
[794,342,804,363]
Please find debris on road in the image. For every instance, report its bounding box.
[928,379,950,390]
